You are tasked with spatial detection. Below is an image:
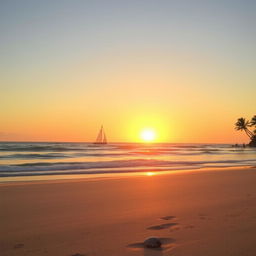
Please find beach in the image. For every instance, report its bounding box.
[1,166,256,256]
[2,0,255,255]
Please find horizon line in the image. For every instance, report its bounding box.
[0,140,238,145]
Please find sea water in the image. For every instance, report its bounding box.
[0,142,255,182]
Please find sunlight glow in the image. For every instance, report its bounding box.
[140,129,156,142]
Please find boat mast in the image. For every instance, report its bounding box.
[94,125,107,144]
[96,125,103,143]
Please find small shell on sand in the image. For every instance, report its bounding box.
[143,237,162,248]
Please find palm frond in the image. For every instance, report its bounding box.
[250,115,256,127]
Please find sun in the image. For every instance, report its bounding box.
[140,129,156,142]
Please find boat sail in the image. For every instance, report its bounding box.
[94,125,107,144]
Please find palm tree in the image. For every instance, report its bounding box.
[235,117,254,139]
[250,115,256,127]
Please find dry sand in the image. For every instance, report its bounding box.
[1,167,256,256]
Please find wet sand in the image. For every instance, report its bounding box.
[1,167,256,256]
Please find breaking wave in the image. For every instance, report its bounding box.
[0,142,255,179]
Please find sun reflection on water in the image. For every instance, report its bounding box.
[146,172,156,176]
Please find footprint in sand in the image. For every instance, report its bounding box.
[147,223,178,230]
[13,243,24,249]
[160,216,176,221]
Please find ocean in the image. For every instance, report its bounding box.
[0,142,255,182]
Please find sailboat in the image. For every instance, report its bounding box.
[94,125,107,144]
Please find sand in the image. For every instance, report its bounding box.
[1,167,256,256]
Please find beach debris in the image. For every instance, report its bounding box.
[128,237,174,250]
[143,237,162,248]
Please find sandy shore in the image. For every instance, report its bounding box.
[1,167,256,256]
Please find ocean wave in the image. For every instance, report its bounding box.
[0,152,128,159]
[0,158,256,177]
[0,143,118,152]
[0,166,203,177]
[0,142,255,179]
[0,153,70,159]
[0,145,83,152]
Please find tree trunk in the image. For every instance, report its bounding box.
[244,129,252,139]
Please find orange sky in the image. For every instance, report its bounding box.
[1,1,255,143]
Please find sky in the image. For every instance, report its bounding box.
[0,0,255,143]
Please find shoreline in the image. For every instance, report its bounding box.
[0,165,255,185]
